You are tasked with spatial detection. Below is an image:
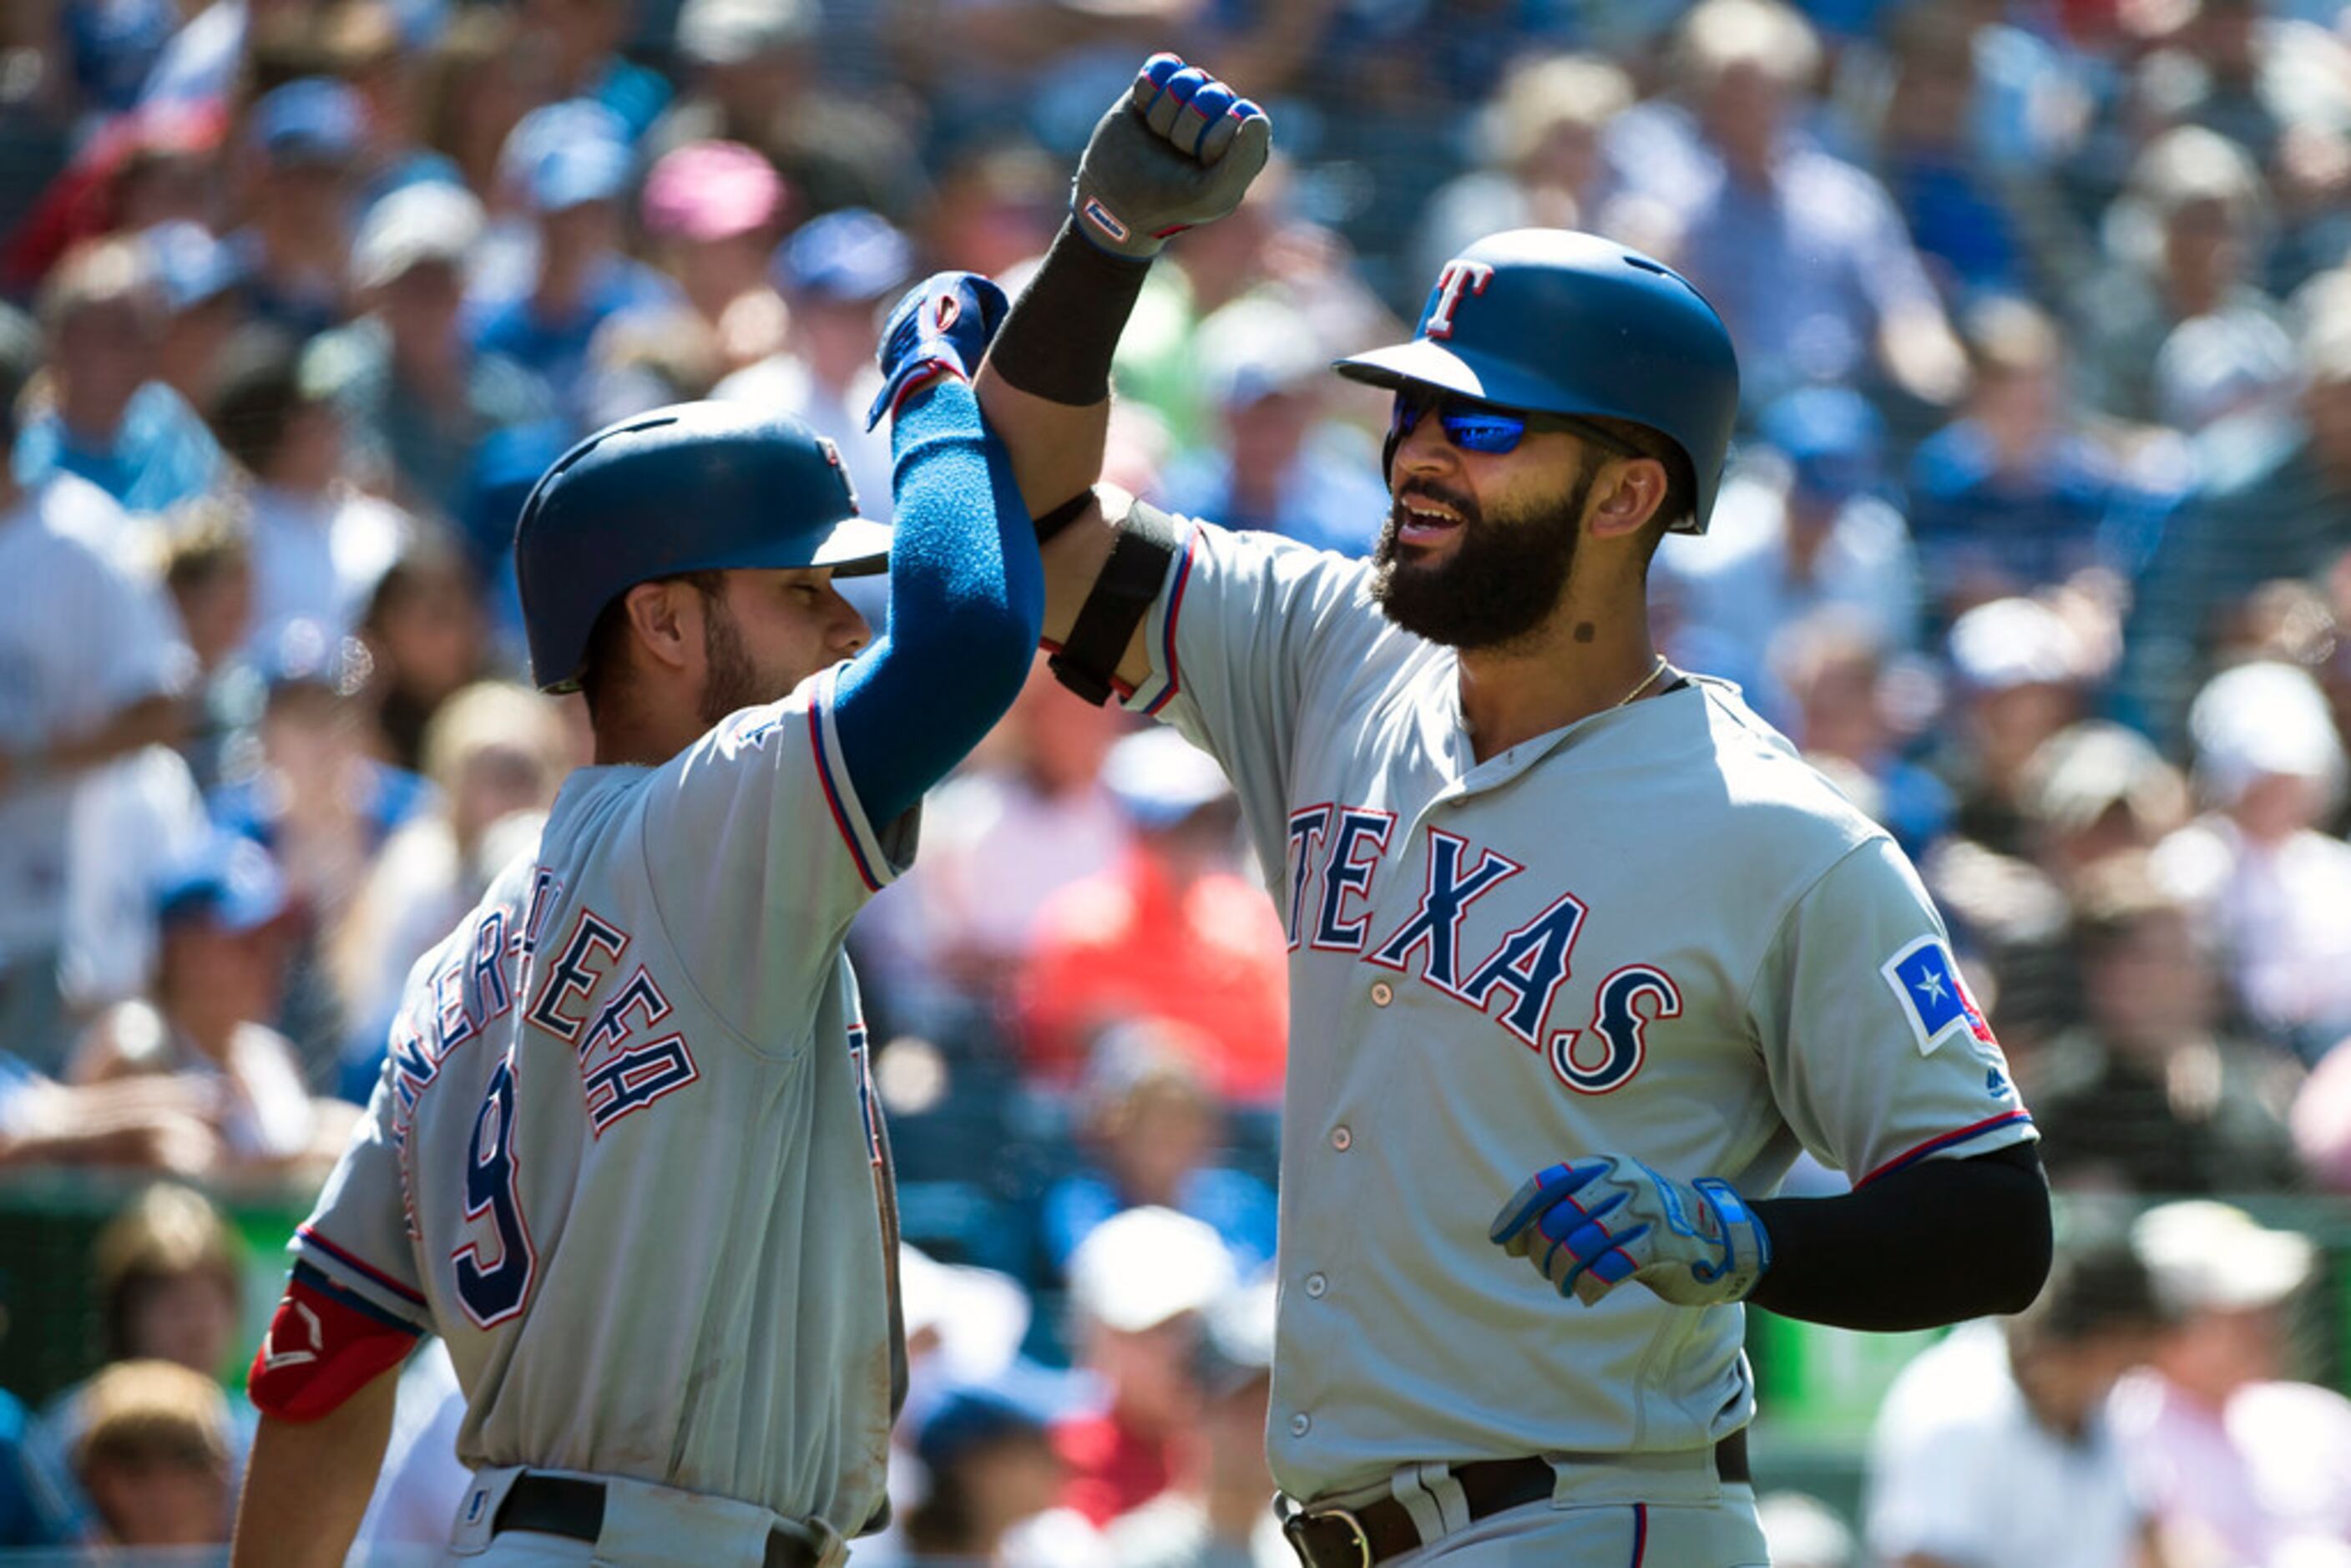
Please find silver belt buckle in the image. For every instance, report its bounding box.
[1283,1503,1373,1568]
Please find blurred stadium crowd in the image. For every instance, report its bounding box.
[0,0,2348,1560]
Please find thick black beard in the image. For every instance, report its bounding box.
[1371,471,1591,651]
[696,597,772,727]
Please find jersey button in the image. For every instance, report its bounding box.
[1290,1413,1312,1438]
[1305,1272,1327,1298]
[1331,1125,1352,1151]
[1370,981,1394,1007]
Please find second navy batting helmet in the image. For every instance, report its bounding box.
[513,402,891,692]
[1333,229,1740,533]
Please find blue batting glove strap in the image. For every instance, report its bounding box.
[1490,1156,1771,1308]
[867,271,1011,430]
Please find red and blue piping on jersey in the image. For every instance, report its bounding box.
[1630,1502,1647,1565]
[296,1223,429,1310]
[1140,524,1201,717]
[808,691,884,893]
[291,1260,425,1337]
[1857,1110,2035,1187]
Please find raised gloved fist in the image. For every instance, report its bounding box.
[1489,1156,1772,1308]
[1071,52,1272,260]
[866,270,1012,430]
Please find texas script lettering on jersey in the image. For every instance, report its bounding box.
[1284,805,1681,1095]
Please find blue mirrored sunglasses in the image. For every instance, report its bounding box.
[1388,387,1635,458]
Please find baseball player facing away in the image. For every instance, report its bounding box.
[958,54,2055,1565]
[228,288,1044,1567]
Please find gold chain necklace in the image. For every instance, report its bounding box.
[1614,655,1672,709]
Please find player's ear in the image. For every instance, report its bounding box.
[1585,457,1669,542]
[623,580,700,675]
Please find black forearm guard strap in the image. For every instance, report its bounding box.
[1049,495,1181,705]
[988,220,1153,407]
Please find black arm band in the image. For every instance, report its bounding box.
[1746,1140,2051,1331]
[1049,497,1180,705]
[1034,489,1096,544]
[987,220,1152,407]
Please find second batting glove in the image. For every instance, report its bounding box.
[1070,52,1272,260]
[1490,1156,1772,1308]
[866,270,1011,430]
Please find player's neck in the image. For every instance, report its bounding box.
[590,697,705,767]
[1455,600,1661,762]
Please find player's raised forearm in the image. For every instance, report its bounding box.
[830,374,1045,823]
[979,52,1269,522]
[230,1365,398,1568]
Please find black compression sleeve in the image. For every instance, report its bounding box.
[987,220,1152,406]
[1746,1141,2051,1330]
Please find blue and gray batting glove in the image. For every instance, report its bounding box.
[866,270,1012,430]
[1070,52,1272,260]
[1490,1156,1772,1308]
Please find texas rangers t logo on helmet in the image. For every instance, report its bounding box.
[1424,259,1495,339]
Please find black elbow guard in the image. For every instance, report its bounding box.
[1049,494,1180,705]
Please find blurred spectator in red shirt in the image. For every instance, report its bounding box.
[1014,729,1287,1102]
[1055,1206,1233,1530]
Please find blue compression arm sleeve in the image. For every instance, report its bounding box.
[831,378,1045,826]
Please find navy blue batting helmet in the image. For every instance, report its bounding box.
[1333,229,1740,533]
[513,402,891,692]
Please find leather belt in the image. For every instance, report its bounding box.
[1281,1431,1749,1567]
[493,1472,819,1568]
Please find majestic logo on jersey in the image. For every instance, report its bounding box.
[1881,937,1997,1055]
[1289,807,1672,1092]
[1423,259,1495,339]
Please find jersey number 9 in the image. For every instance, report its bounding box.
[453,1056,536,1326]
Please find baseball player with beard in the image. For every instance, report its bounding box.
[230,279,1040,1567]
[957,53,2055,1566]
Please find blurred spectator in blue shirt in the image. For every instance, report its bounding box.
[2076,126,2290,430]
[1413,53,1635,291]
[2121,314,2351,748]
[235,79,368,342]
[1152,296,1387,558]
[1871,6,2036,304]
[515,0,671,144]
[1630,0,1969,412]
[14,237,223,518]
[305,181,554,529]
[1767,610,1953,861]
[1656,385,1919,705]
[1908,297,2141,625]
[713,207,910,522]
[142,220,249,413]
[470,113,677,429]
[1039,1022,1279,1285]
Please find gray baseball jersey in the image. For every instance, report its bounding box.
[1119,518,2035,1505]
[286,661,911,1534]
